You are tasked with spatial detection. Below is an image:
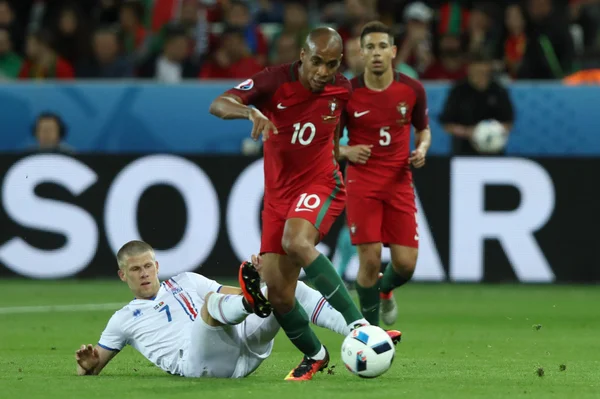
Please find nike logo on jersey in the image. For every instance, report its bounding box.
[277,103,287,109]
[354,110,370,118]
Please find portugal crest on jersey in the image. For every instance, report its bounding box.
[323,98,338,123]
[397,102,409,125]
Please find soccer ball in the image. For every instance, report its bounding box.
[471,119,508,154]
[341,325,395,378]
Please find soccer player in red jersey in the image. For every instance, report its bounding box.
[209,27,399,381]
[340,21,431,327]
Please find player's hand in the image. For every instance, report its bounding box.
[249,108,278,142]
[346,145,373,164]
[409,148,427,168]
[75,344,100,372]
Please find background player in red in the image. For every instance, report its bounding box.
[209,27,398,381]
[340,21,431,327]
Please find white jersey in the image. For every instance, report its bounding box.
[98,272,221,376]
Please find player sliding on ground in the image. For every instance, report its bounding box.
[340,22,432,326]
[74,240,360,378]
[209,26,401,381]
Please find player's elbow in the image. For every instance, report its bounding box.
[208,97,225,118]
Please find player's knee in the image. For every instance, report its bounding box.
[201,292,222,327]
[358,255,381,278]
[392,251,418,277]
[357,245,382,281]
[281,235,312,260]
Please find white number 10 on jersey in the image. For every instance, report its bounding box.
[291,122,317,145]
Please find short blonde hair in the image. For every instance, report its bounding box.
[116,240,155,269]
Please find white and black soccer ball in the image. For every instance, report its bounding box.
[471,119,508,154]
[341,325,395,378]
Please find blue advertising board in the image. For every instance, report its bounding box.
[0,81,598,155]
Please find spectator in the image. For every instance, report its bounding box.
[272,32,300,65]
[223,0,268,65]
[52,4,92,67]
[269,2,310,62]
[0,0,23,55]
[30,112,74,154]
[199,26,262,79]
[518,0,574,79]
[139,24,200,82]
[335,0,378,45]
[439,52,515,155]
[150,0,210,62]
[77,27,134,78]
[0,27,22,79]
[504,4,527,78]
[119,0,148,57]
[397,1,434,74]
[422,34,467,80]
[343,37,364,79]
[19,31,75,80]
[255,0,285,24]
[95,0,123,26]
[465,2,501,59]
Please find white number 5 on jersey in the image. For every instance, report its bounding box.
[379,127,391,146]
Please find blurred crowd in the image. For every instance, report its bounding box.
[1,0,600,82]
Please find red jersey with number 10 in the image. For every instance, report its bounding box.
[346,72,428,192]
[225,61,351,205]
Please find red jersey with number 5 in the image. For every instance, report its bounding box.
[345,72,428,193]
[225,61,351,205]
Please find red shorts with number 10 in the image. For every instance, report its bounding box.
[346,186,419,248]
[260,184,346,255]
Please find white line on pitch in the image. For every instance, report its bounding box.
[0,303,124,315]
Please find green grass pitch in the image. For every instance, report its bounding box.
[0,280,599,399]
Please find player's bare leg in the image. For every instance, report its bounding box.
[282,218,368,328]
[355,243,383,326]
[380,245,418,325]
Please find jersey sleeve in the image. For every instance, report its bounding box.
[224,67,282,106]
[98,313,127,352]
[184,272,222,298]
[410,80,429,131]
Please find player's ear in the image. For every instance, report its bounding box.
[300,47,305,62]
[391,45,397,59]
[118,268,126,282]
[155,261,160,274]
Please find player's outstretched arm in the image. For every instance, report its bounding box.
[209,94,278,142]
[209,94,252,120]
[75,344,118,376]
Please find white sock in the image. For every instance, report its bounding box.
[310,345,327,361]
[206,293,250,325]
[295,281,351,336]
[348,318,370,330]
